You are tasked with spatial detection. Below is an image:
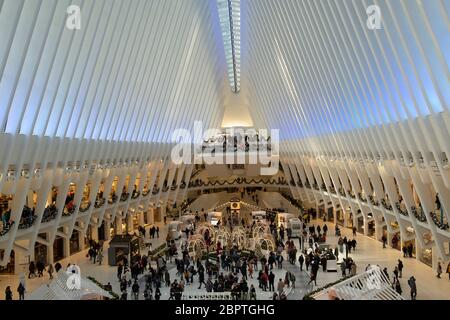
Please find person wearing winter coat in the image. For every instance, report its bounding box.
[5,286,12,300]
[17,283,25,300]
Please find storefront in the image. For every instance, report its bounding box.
[0,250,15,274]
[327,207,334,222]
[34,233,48,264]
[357,216,364,234]
[421,248,432,267]
[335,209,344,226]
[98,222,106,241]
[53,235,65,262]
[403,239,416,258]
[70,230,81,255]
[107,234,140,266]
[366,221,376,238]
[391,231,401,250]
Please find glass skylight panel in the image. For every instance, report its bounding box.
[217,0,241,93]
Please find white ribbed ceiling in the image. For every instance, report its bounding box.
[244,0,449,145]
[0,0,449,152]
[0,0,226,143]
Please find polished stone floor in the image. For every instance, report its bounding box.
[0,218,449,300]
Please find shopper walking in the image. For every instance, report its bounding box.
[437,262,442,278]
[5,286,12,300]
[397,260,403,278]
[447,262,450,280]
[48,263,54,279]
[408,276,417,300]
[381,235,387,248]
[298,254,304,271]
[17,283,25,300]
[277,278,284,296]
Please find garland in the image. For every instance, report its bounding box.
[87,276,119,300]
[79,202,91,213]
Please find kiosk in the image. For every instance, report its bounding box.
[288,218,303,238]
[277,213,295,228]
[207,212,222,226]
[107,234,140,266]
[252,211,267,223]
[168,221,182,240]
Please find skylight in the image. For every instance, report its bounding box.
[217,0,241,93]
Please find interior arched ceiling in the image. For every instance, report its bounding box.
[243,0,449,160]
[0,0,226,144]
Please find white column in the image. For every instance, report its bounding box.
[62,227,70,258]
[363,220,369,236]
[47,243,54,265]
[116,216,123,235]
[104,220,111,241]
[139,212,145,226]
[147,209,154,225]
[78,229,85,250]
[91,226,99,242]
[160,205,166,222]
[127,214,134,233]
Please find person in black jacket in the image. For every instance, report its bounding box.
[268,271,275,291]
[17,283,25,300]
[5,286,12,300]
[132,281,140,300]
[298,254,304,271]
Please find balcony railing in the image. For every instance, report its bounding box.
[62,203,76,217]
[358,192,367,203]
[411,206,427,222]
[108,193,118,204]
[0,220,14,236]
[381,199,392,211]
[42,205,58,223]
[18,206,37,230]
[429,211,449,230]
[395,202,409,216]
[131,191,140,199]
[120,192,130,202]
[79,201,91,213]
[94,197,106,208]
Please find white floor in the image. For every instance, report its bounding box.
[301,220,450,300]
[0,218,449,300]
